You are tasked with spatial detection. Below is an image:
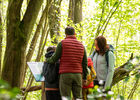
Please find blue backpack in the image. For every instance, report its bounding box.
[91,44,115,68]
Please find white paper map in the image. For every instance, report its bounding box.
[27,62,45,82]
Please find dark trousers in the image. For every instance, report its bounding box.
[59,73,82,99]
[46,90,62,100]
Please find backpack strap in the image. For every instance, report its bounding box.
[91,51,96,61]
[105,51,109,68]
[105,50,113,68]
[91,50,113,68]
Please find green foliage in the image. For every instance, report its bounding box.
[0,80,21,100]
[1,0,140,99]
[120,95,125,100]
[87,85,123,100]
[46,0,140,99]
[135,73,140,79]
[124,76,130,82]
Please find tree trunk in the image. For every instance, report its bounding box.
[48,0,62,44]
[68,0,83,40]
[1,0,24,87]
[1,0,43,88]
[27,0,30,5]
[22,25,50,99]
[22,1,52,85]
[41,82,46,100]
[0,1,2,77]
[26,2,51,62]
[68,0,83,24]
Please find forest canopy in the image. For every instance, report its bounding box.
[0,0,140,100]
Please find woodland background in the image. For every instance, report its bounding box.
[0,0,140,100]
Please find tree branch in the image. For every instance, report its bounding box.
[89,0,122,55]
[112,53,140,86]
[21,85,42,92]
[102,0,122,35]
[98,0,118,35]
[96,0,106,35]
[89,0,106,55]
[128,78,139,99]
[36,28,50,61]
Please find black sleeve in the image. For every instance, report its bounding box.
[82,47,88,80]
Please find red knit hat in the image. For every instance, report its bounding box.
[88,58,93,67]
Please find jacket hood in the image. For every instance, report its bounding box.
[45,51,54,58]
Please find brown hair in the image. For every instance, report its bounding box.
[46,46,56,52]
[65,26,75,35]
[95,36,108,55]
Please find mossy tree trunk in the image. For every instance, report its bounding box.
[68,0,83,40]
[22,1,53,86]
[1,0,43,88]
[68,0,83,24]
[48,0,62,44]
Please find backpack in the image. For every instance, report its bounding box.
[42,61,59,83]
[91,44,115,68]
